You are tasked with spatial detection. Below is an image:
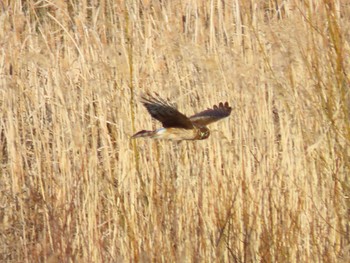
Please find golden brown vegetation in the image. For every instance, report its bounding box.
[0,0,349,262]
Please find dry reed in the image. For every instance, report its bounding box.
[0,0,349,262]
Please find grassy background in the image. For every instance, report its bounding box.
[0,0,349,262]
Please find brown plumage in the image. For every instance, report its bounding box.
[132,93,232,140]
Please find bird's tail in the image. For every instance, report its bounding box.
[131,130,155,139]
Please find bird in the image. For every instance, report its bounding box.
[131,93,232,140]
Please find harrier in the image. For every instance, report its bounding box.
[131,93,232,140]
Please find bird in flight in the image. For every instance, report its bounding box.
[131,93,232,140]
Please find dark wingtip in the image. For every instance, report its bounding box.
[214,102,232,112]
[140,92,167,107]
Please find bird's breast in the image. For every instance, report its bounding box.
[153,128,198,140]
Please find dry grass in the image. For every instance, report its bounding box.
[0,0,349,262]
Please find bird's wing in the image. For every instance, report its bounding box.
[189,102,232,126]
[141,93,194,129]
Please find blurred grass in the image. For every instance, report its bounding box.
[0,0,349,262]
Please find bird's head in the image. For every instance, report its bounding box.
[198,127,210,140]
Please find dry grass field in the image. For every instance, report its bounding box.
[0,0,349,262]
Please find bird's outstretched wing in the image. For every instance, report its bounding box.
[141,93,194,129]
[189,102,232,127]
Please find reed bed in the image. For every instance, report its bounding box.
[0,0,349,262]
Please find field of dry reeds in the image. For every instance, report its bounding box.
[0,0,349,262]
